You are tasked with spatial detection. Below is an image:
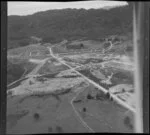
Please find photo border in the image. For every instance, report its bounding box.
[0,1,7,135]
[142,2,149,133]
[0,1,149,134]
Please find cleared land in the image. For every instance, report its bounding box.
[7,37,135,133]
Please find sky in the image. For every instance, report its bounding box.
[8,1,128,16]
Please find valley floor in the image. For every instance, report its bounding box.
[7,40,135,133]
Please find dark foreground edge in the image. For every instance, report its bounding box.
[0,1,7,135]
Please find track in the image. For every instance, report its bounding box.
[70,84,95,133]
[26,58,50,77]
[48,47,136,113]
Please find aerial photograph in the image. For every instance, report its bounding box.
[7,1,135,134]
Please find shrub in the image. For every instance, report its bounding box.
[33,113,40,120]
[55,126,63,133]
[124,116,133,130]
[29,80,34,85]
[87,93,94,99]
[73,99,82,103]
[83,107,86,112]
[105,92,111,99]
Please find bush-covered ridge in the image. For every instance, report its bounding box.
[8,5,132,49]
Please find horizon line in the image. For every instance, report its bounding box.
[8,1,128,16]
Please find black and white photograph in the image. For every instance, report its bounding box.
[6,1,145,134]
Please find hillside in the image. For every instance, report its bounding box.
[8,5,132,49]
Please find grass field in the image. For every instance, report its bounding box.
[8,44,50,59]
[7,81,134,134]
[7,59,38,85]
[37,59,69,75]
[73,84,134,132]
[6,35,135,133]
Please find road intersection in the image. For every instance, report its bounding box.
[48,47,136,113]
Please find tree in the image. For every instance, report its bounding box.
[122,88,125,92]
[80,43,84,48]
[87,93,93,99]
[33,113,40,120]
[29,80,34,85]
[124,116,133,130]
[105,92,111,99]
[55,126,63,133]
[83,107,87,112]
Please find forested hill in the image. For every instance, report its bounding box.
[8,4,132,49]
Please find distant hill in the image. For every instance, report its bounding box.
[8,4,132,49]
